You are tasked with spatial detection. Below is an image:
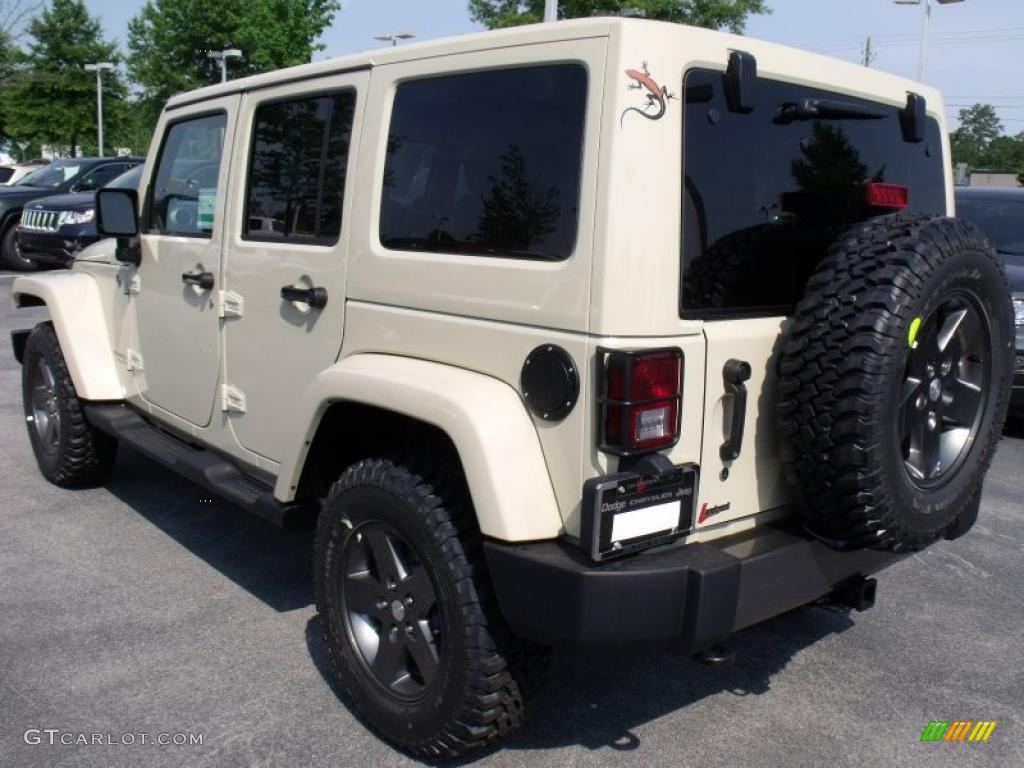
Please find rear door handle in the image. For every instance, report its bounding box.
[181,270,214,290]
[720,359,752,462]
[280,285,328,309]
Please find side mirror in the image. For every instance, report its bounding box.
[96,188,141,266]
[96,188,139,237]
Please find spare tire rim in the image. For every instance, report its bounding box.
[900,290,992,489]
[30,359,61,455]
[339,521,442,702]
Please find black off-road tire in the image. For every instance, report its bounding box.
[313,456,548,758]
[1,217,38,271]
[778,214,1013,552]
[21,322,118,486]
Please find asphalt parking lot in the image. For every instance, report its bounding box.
[0,267,1021,768]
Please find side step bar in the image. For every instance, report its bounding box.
[83,404,313,528]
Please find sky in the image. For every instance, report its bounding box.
[69,0,1024,132]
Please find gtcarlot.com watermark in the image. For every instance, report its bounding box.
[24,728,204,746]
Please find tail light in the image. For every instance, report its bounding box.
[865,182,909,209]
[598,348,683,456]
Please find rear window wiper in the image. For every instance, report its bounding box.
[773,98,888,124]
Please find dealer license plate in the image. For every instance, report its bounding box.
[581,464,698,561]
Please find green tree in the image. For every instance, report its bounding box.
[950,103,1002,170]
[1,0,42,143]
[0,0,129,155]
[476,144,560,251]
[978,132,1024,172]
[469,0,769,32]
[127,0,341,133]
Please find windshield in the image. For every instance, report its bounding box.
[16,161,85,189]
[106,165,143,190]
[956,197,1024,255]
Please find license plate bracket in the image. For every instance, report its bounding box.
[581,464,698,562]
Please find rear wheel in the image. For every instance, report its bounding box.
[778,214,1013,552]
[314,457,547,758]
[1,217,38,271]
[21,322,117,486]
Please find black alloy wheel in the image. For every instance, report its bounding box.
[900,291,991,488]
[340,521,442,701]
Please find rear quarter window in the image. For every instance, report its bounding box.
[681,68,946,319]
[380,64,587,261]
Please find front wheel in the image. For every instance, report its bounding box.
[21,322,117,486]
[314,457,547,758]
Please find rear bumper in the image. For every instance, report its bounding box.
[484,520,904,650]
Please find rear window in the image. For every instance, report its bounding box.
[0,167,13,184]
[681,68,946,319]
[380,64,587,261]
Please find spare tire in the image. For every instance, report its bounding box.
[777,213,1013,552]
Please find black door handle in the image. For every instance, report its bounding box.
[720,359,752,462]
[181,270,214,290]
[280,285,328,309]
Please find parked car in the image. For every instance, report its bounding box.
[17,164,144,270]
[0,157,144,271]
[0,159,48,187]
[9,19,1013,758]
[955,186,1024,415]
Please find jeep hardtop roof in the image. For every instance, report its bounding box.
[165,18,943,113]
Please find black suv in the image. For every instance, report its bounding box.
[17,164,144,270]
[0,157,144,271]
[955,186,1024,415]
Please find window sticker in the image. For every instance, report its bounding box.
[197,188,217,231]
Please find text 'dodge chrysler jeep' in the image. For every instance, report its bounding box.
[8,18,1012,758]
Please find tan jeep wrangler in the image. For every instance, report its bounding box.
[9,18,1013,759]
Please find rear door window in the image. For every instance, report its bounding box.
[681,68,946,319]
[244,91,356,244]
[380,64,587,261]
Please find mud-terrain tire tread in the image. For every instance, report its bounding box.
[314,455,548,758]
[777,213,1012,552]
[22,322,117,486]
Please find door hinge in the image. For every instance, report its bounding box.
[218,290,244,318]
[125,349,144,374]
[220,384,246,413]
[116,270,141,295]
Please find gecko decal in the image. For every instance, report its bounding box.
[620,62,677,127]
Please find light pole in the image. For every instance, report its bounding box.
[373,33,415,47]
[544,0,557,22]
[207,48,243,83]
[84,62,115,157]
[894,0,965,82]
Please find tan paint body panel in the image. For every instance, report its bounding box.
[274,353,563,541]
[11,271,126,401]
[345,38,606,332]
[11,18,955,544]
[132,94,241,428]
[221,71,370,462]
